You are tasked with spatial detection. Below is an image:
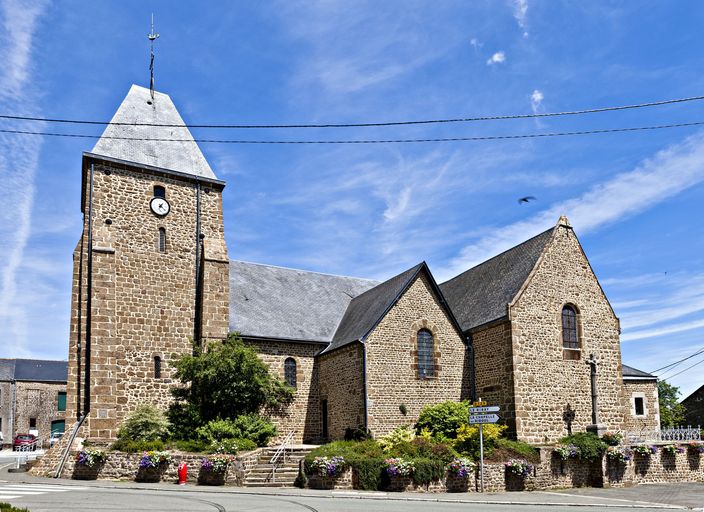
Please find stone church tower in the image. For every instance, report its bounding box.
[66,85,229,441]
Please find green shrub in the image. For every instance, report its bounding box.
[559,432,607,462]
[0,503,30,512]
[453,423,507,458]
[378,425,416,452]
[415,401,469,440]
[196,419,241,442]
[412,458,445,486]
[211,437,257,454]
[493,438,539,463]
[350,457,386,490]
[344,426,372,441]
[117,404,170,442]
[110,438,165,453]
[387,437,458,464]
[196,414,277,447]
[171,438,211,453]
[307,440,384,460]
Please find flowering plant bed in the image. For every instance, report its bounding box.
[606,446,631,463]
[136,451,172,482]
[632,445,658,457]
[504,459,533,477]
[384,458,415,477]
[75,449,107,468]
[309,456,347,477]
[686,442,704,454]
[446,458,475,478]
[661,444,685,455]
[553,444,580,461]
[601,432,622,446]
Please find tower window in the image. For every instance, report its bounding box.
[284,357,297,388]
[158,228,166,253]
[154,356,162,379]
[154,185,166,198]
[561,305,579,349]
[634,396,645,416]
[417,329,435,378]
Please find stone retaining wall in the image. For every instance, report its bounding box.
[606,449,703,487]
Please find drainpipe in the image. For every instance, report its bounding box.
[83,162,95,417]
[10,379,16,439]
[361,340,369,432]
[193,182,202,347]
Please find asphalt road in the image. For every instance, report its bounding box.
[0,481,701,512]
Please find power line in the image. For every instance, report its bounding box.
[651,345,704,374]
[660,355,704,380]
[1,120,704,145]
[1,94,703,129]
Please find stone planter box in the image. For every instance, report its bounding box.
[308,473,342,490]
[505,471,528,491]
[198,469,227,486]
[136,464,169,483]
[445,474,470,492]
[72,463,104,480]
[385,474,413,492]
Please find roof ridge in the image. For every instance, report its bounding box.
[231,259,380,283]
[441,226,554,285]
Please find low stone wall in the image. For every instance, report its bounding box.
[606,449,703,487]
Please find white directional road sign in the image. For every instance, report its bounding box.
[469,406,500,414]
[468,414,499,424]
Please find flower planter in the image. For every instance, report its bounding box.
[385,475,412,492]
[198,469,227,486]
[308,474,340,490]
[445,474,470,493]
[72,463,103,480]
[136,464,167,483]
[505,472,526,492]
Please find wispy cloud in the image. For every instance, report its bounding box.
[0,0,49,356]
[487,51,506,66]
[530,89,544,113]
[511,0,529,37]
[439,131,704,280]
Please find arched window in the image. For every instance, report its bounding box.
[158,228,166,253]
[154,356,162,379]
[153,185,166,198]
[284,358,297,388]
[562,305,579,349]
[417,329,435,378]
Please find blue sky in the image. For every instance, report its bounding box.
[1,1,703,401]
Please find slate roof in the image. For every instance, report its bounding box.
[440,228,554,332]
[230,261,379,343]
[622,364,657,380]
[91,84,216,180]
[0,359,67,382]
[324,263,425,354]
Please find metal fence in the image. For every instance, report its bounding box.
[621,426,701,444]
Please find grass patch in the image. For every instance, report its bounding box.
[0,503,30,512]
[486,438,540,463]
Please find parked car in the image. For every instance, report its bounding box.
[49,431,64,448]
[13,434,37,451]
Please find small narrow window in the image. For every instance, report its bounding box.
[154,356,162,379]
[417,329,435,378]
[29,418,37,428]
[634,396,645,416]
[158,228,166,253]
[153,185,166,198]
[284,357,297,388]
[562,305,579,349]
[57,392,67,412]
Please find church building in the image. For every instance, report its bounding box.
[66,84,659,446]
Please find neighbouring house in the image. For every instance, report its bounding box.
[621,365,660,432]
[0,359,68,447]
[682,384,704,428]
[63,83,657,446]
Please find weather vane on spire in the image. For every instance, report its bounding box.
[148,13,160,100]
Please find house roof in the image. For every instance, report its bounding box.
[229,260,379,343]
[440,228,554,332]
[91,84,216,180]
[324,263,426,354]
[622,364,657,380]
[0,359,68,382]
[682,384,704,404]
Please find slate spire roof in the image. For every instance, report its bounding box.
[91,84,216,179]
[440,228,554,332]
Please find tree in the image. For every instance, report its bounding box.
[167,333,294,436]
[117,403,170,441]
[658,380,686,427]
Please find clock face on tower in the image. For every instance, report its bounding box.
[150,197,170,217]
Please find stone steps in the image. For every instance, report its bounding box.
[243,446,316,487]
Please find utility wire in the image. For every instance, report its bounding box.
[660,355,704,380]
[651,345,704,374]
[1,94,703,129]
[1,120,704,144]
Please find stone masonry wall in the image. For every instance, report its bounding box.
[66,159,229,441]
[13,382,66,447]
[245,339,323,444]
[509,222,626,443]
[606,448,704,487]
[0,381,11,445]
[470,322,516,435]
[365,272,471,438]
[318,343,365,440]
[622,380,660,432]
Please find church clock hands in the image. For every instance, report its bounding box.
[150,197,170,216]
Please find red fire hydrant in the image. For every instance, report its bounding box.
[178,463,188,485]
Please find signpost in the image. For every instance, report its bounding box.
[469,400,500,493]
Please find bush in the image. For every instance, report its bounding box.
[415,401,469,441]
[412,458,445,486]
[344,426,372,441]
[559,432,607,462]
[196,414,277,447]
[0,504,30,512]
[211,437,257,454]
[453,423,507,458]
[110,438,165,453]
[307,440,384,460]
[351,457,386,490]
[378,425,416,452]
[388,437,458,464]
[117,404,170,442]
[171,439,210,453]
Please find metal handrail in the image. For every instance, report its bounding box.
[268,430,295,483]
[54,416,86,478]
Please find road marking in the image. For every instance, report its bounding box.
[0,483,87,501]
[537,491,686,509]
